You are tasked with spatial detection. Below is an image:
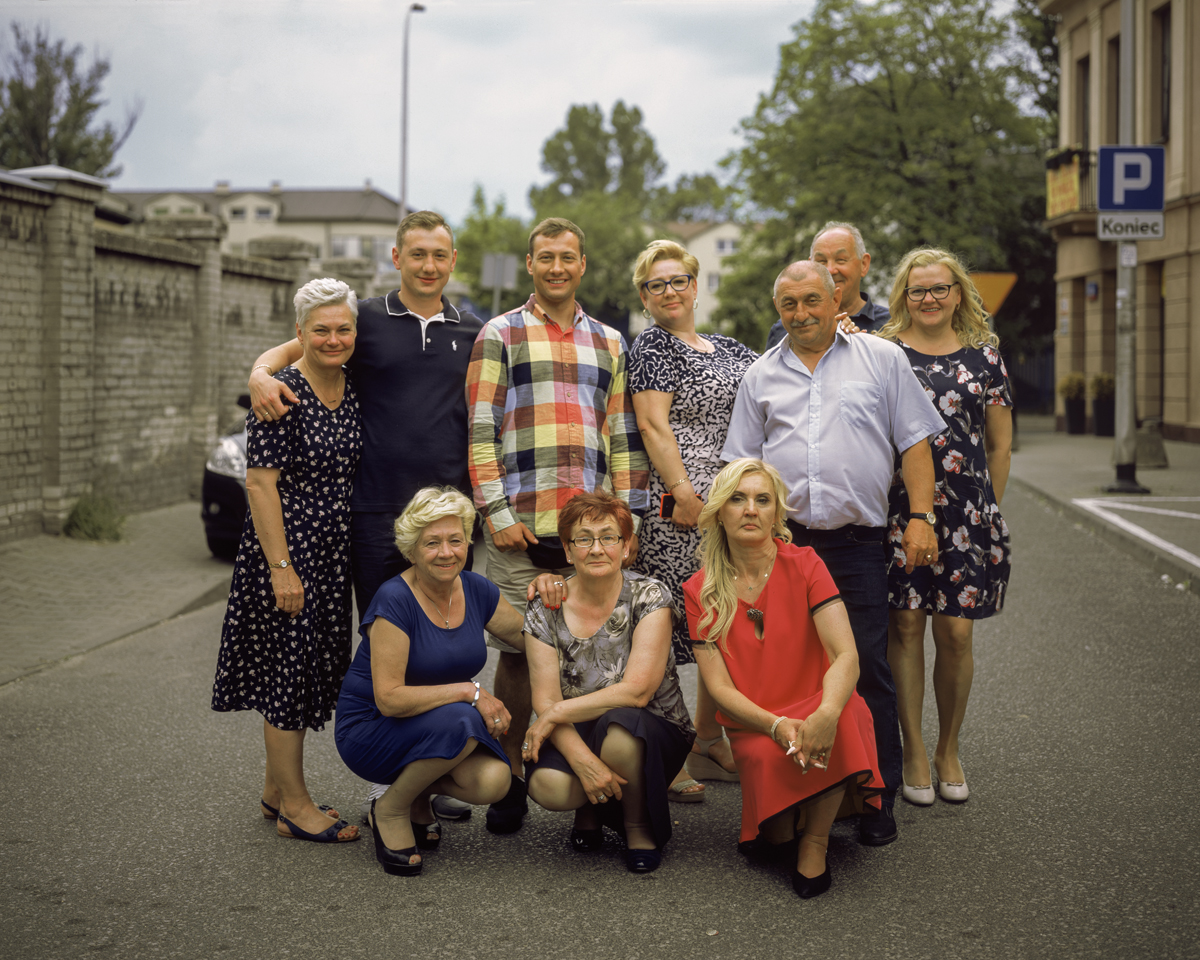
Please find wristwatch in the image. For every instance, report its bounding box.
[908,512,936,526]
[268,558,291,569]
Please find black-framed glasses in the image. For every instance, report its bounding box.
[641,274,693,296]
[568,534,623,549]
[904,282,958,302]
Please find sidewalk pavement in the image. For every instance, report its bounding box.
[2,416,1197,687]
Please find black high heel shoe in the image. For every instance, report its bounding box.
[369,799,422,877]
[569,827,603,852]
[791,863,832,899]
[413,820,442,851]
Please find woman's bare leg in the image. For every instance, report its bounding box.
[796,786,845,878]
[888,609,931,788]
[264,719,357,839]
[598,725,654,850]
[374,740,478,861]
[930,613,974,784]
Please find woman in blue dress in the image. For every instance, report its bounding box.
[878,248,1013,807]
[335,487,527,876]
[211,278,362,845]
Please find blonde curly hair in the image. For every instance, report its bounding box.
[393,487,475,561]
[879,247,998,349]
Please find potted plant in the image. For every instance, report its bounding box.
[1091,372,1115,437]
[1058,372,1087,434]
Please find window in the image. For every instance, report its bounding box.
[228,207,246,222]
[361,236,374,260]
[330,237,347,257]
[255,206,272,221]
[179,206,195,215]
[1105,38,1119,143]
[1075,55,1091,149]
[152,206,168,216]
[707,272,721,293]
[716,238,738,255]
[1151,3,1171,142]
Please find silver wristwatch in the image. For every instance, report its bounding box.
[908,512,936,526]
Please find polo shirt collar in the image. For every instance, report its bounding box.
[385,288,461,323]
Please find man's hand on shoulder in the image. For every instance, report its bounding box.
[249,367,299,423]
[492,522,539,553]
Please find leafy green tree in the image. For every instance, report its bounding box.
[454,185,529,317]
[652,172,733,225]
[716,0,1057,352]
[0,22,140,177]
[529,101,669,325]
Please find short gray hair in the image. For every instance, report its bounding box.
[293,277,359,330]
[393,487,476,561]
[773,260,836,299]
[810,221,866,259]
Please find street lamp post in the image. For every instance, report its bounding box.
[399,2,426,226]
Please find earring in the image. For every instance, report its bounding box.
[693,299,698,309]
[642,308,651,320]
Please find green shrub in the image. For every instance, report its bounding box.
[1057,372,1086,400]
[1090,371,1115,400]
[63,494,126,542]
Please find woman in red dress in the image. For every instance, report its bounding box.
[683,458,883,898]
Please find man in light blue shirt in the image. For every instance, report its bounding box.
[723,260,944,846]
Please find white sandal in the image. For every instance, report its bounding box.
[686,734,740,782]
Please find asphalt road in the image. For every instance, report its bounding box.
[3,483,1198,960]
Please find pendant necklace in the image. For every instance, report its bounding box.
[734,552,774,625]
[414,575,452,628]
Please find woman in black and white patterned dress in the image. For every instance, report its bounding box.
[627,240,758,801]
[211,278,363,845]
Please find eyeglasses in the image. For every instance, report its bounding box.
[904,282,958,302]
[568,535,623,549]
[641,274,693,297]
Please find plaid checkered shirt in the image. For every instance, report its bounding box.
[467,294,649,537]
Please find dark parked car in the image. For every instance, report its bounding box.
[201,395,251,561]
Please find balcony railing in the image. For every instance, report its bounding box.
[1045,149,1098,219]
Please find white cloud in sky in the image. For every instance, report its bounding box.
[2,0,811,221]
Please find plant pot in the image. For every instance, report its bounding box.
[1092,397,1115,436]
[1065,397,1086,434]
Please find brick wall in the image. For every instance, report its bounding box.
[0,173,307,543]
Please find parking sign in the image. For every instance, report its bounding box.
[1097,146,1165,211]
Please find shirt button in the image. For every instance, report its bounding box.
[426,338,432,343]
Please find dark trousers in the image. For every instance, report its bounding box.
[787,520,899,804]
[350,511,475,623]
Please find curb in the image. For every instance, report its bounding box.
[1010,477,1199,597]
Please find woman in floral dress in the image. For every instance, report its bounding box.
[627,239,758,800]
[212,278,363,844]
[878,248,1012,807]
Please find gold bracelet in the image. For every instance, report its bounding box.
[666,477,690,493]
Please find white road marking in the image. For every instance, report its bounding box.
[1072,498,1200,571]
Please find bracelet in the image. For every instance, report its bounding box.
[253,364,273,375]
[769,716,787,741]
[666,477,690,493]
[471,681,480,706]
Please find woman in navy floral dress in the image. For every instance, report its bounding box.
[878,248,1012,807]
[627,240,758,801]
[212,278,363,844]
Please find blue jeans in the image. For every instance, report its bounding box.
[787,521,899,804]
[350,511,475,622]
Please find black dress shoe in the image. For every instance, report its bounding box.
[858,804,898,846]
[625,847,662,873]
[431,795,472,821]
[792,864,832,899]
[485,775,528,834]
[569,827,603,852]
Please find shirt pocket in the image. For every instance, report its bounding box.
[839,380,883,431]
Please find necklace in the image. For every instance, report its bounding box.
[413,575,453,628]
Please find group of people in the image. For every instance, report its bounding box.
[210,211,1012,899]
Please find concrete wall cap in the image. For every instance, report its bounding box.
[10,165,108,189]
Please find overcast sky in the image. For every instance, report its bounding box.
[5,0,813,222]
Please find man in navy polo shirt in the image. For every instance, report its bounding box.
[247,210,482,824]
[764,221,889,351]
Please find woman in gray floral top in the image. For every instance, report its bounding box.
[521,492,695,874]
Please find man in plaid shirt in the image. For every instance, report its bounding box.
[467,217,649,833]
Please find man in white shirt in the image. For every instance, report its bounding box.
[723,260,944,846]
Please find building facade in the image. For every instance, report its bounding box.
[1042,0,1198,440]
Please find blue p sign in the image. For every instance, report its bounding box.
[1098,146,1165,211]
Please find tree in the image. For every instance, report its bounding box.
[454,185,529,317]
[529,101,668,325]
[0,22,140,177]
[716,0,1057,352]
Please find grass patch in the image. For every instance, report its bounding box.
[63,494,126,542]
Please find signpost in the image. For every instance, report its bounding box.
[482,253,519,318]
[1095,4,1164,492]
